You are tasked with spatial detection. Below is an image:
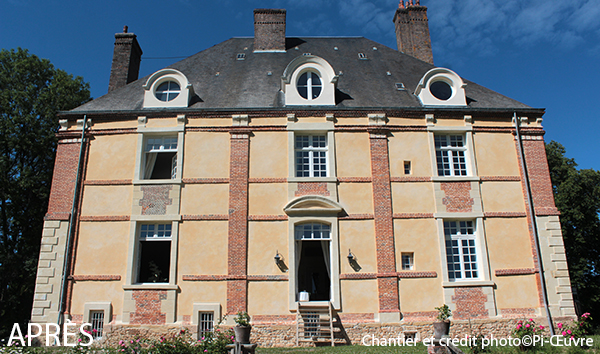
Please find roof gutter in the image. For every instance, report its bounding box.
[513,112,555,336]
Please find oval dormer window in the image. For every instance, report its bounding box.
[297,72,322,100]
[430,80,452,101]
[155,81,181,102]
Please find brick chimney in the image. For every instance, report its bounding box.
[393,1,433,64]
[108,26,143,93]
[253,9,286,52]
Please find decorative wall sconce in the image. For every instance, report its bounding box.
[347,249,362,272]
[274,250,288,272]
[347,249,355,262]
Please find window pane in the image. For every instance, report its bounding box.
[138,240,171,283]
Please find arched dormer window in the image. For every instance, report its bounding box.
[414,68,467,106]
[143,68,194,108]
[282,55,338,106]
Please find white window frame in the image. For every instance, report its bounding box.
[137,223,173,284]
[294,135,328,178]
[401,253,414,270]
[435,134,468,177]
[143,68,193,108]
[296,71,323,101]
[143,136,178,180]
[192,303,221,338]
[83,302,111,340]
[443,220,479,281]
[133,124,185,184]
[282,55,338,106]
[287,121,336,182]
[427,126,477,180]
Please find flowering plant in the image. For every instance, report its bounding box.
[511,318,545,350]
[435,304,452,322]
[197,327,234,354]
[556,312,592,343]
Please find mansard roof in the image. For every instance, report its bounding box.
[72,37,531,114]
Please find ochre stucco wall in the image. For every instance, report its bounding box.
[248,184,288,216]
[249,132,288,178]
[247,221,288,275]
[85,134,137,180]
[178,221,228,276]
[474,133,521,176]
[339,220,376,274]
[182,132,230,178]
[391,183,435,213]
[80,185,133,216]
[388,132,431,177]
[335,132,371,178]
[74,221,130,275]
[480,182,526,212]
[180,184,229,215]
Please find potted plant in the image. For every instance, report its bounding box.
[233,311,252,344]
[433,304,451,339]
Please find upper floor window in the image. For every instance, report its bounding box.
[144,136,177,180]
[415,67,467,106]
[155,81,181,102]
[435,135,467,177]
[444,221,478,281]
[297,72,322,100]
[295,135,327,177]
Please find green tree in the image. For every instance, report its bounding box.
[0,48,90,338]
[546,141,600,325]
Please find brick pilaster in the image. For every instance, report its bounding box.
[227,133,250,314]
[45,141,81,220]
[369,130,400,314]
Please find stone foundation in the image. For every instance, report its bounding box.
[81,316,573,348]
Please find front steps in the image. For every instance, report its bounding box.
[295,301,349,346]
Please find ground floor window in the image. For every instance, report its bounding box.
[198,312,214,337]
[444,220,478,281]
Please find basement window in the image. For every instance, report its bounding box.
[144,136,178,180]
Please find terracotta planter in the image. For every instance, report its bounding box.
[433,321,450,339]
[234,325,252,344]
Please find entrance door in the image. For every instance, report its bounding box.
[295,223,331,302]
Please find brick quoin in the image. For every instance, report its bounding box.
[46,141,81,220]
[521,139,559,215]
[369,131,400,313]
[295,182,330,197]
[441,182,474,212]
[451,287,489,320]
[227,133,250,314]
[129,290,167,325]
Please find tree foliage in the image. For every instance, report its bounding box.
[546,141,600,324]
[0,48,90,338]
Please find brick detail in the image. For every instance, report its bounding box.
[46,141,81,219]
[248,178,287,183]
[441,182,474,212]
[182,214,229,221]
[108,32,142,93]
[70,275,121,281]
[338,313,376,323]
[139,185,173,215]
[452,287,489,320]
[397,271,437,278]
[182,315,191,325]
[129,290,166,325]
[483,212,527,218]
[340,271,436,280]
[480,176,521,182]
[392,213,434,219]
[253,9,286,52]
[70,314,83,324]
[79,215,130,221]
[521,139,559,215]
[500,308,537,318]
[252,315,296,325]
[369,131,399,314]
[393,4,433,64]
[182,275,288,281]
[295,182,330,197]
[248,215,288,221]
[227,133,250,314]
[402,311,438,321]
[390,176,432,183]
[337,177,372,183]
[495,268,537,276]
[84,179,132,185]
[182,178,229,184]
[338,214,374,220]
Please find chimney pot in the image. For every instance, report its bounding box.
[254,9,286,52]
[393,3,433,64]
[108,28,143,93]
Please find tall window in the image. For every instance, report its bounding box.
[198,312,214,337]
[89,310,104,339]
[295,135,327,177]
[297,72,322,100]
[144,137,178,180]
[435,135,467,176]
[138,224,172,283]
[444,221,478,281]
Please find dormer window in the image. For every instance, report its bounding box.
[415,67,467,106]
[297,72,322,100]
[143,68,193,108]
[155,81,181,102]
[282,55,338,106]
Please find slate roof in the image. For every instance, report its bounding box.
[72,37,532,113]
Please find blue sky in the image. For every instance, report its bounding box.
[2,0,599,170]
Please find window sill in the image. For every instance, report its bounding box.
[288,177,337,183]
[133,179,183,186]
[431,176,479,182]
[442,280,494,288]
[123,284,179,290]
